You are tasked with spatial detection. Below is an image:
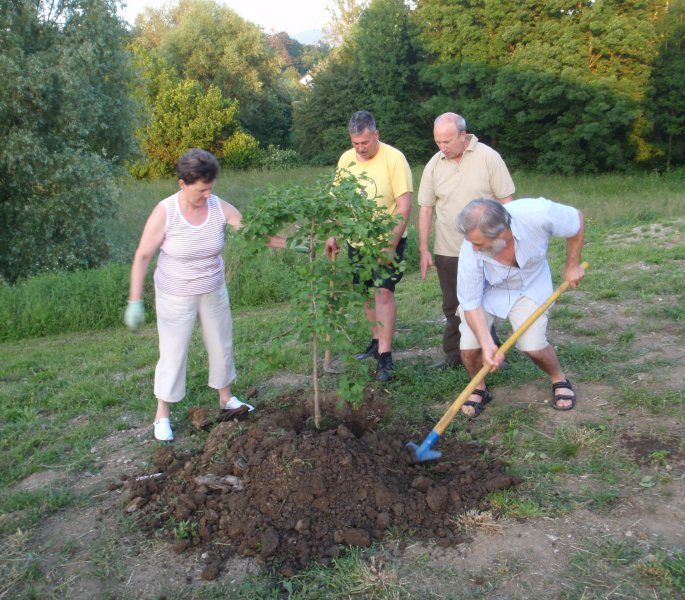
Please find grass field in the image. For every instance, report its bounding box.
[1,167,684,598]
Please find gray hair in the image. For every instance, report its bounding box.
[348,110,377,135]
[457,199,511,238]
[434,112,466,133]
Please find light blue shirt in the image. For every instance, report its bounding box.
[457,197,581,318]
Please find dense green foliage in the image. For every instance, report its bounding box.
[293,0,685,174]
[132,72,252,177]
[0,0,137,282]
[414,0,663,172]
[2,0,685,286]
[647,0,685,169]
[133,0,294,151]
[268,32,330,77]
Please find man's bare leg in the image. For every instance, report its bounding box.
[365,288,396,354]
[525,344,574,409]
[460,348,489,417]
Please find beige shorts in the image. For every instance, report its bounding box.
[458,295,549,352]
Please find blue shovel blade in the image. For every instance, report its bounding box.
[406,439,442,462]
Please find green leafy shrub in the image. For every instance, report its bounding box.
[134,78,256,177]
[221,131,261,170]
[0,1,137,282]
[258,145,303,170]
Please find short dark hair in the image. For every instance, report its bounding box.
[176,148,219,184]
[348,110,377,135]
[457,199,511,238]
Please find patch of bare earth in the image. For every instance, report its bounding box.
[125,391,518,580]
[9,369,684,599]
[383,381,685,599]
[7,376,684,599]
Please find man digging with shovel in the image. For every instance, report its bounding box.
[455,197,585,417]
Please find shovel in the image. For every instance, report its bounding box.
[407,261,589,463]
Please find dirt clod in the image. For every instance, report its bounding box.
[188,407,212,431]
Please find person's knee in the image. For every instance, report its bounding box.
[523,344,551,361]
[460,348,481,361]
[375,288,394,305]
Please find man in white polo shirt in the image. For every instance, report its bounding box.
[456,198,585,417]
[418,112,515,370]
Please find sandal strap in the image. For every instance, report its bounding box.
[462,386,492,418]
[552,379,573,392]
[551,379,576,411]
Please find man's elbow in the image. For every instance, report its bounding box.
[576,209,585,234]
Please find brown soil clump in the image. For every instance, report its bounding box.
[125,392,519,576]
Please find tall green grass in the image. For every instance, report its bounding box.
[0,241,315,341]
[1,167,683,342]
[0,264,131,341]
[513,170,685,226]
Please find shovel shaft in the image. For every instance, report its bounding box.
[430,261,589,438]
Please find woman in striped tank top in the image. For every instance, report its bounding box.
[125,149,285,441]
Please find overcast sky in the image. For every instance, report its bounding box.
[119,0,331,35]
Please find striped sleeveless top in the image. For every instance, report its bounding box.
[154,193,227,296]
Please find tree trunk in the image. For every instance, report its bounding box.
[312,330,320,429]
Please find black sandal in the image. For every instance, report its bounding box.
[551,379,576,411]
[462,386,493,418]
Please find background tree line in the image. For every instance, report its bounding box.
[1,0,683,282]
[298,0,685,172]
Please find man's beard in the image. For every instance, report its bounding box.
[481,238,507,257]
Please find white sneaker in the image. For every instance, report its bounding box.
[222,396,255,412]
[153,417,174,441]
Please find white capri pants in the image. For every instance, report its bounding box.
[154,284,236,402]
[458,295,549,352]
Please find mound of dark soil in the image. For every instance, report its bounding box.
[125,392,519,577]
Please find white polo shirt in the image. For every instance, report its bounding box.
[457,197,581,318]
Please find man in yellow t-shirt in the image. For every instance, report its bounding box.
[418,112,515,370]
[325,110,413,382]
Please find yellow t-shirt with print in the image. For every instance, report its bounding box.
[337,142,413,238]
